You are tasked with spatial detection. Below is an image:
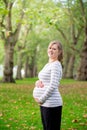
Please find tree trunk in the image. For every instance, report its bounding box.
[29,65,37,77]
[66,55,75,78]
[77,27,87,80]
[76,0,87,81]
[63,51,71,78]
[16,52,23,79]
[29,59,35,78]
[29,49,37,77]
[24,56,30,78]
[3,43,15,82]
[0,1,24,83]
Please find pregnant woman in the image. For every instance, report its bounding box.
[33,40,63,130]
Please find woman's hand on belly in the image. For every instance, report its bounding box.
[35,80,44,88]
[34,98,42,105]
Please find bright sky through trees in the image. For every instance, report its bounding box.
[53,0,67,3]
[53,0,87,3]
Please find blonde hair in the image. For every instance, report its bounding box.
[49,41,63,62]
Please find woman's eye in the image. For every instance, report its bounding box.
[48,47,56,50]
[52,48,56,50]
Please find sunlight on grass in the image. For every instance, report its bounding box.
[0,78,87,130]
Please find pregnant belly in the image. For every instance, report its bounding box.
[33,86,48,98]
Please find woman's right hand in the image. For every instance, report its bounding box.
[35,80,44,88]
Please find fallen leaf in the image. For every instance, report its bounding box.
[68,128,77,130]
[6,124,10,127]
[79,122,85,126]
[83,114,87,118]
[29,126,36,130]
[72,119,78,123]
[0,113,3,117]
[32,112,35,115]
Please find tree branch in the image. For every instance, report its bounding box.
[13,11,24,45]
[79,0,87,26]
[3,0,8,8]
[79,0,85,16]
[6,2,13,31]
[77,26,83,40]
[70,45,80,53]
[1,31,6,40]
[56,27,69,44]
[0,15,5,28]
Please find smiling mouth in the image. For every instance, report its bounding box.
[49,52,53,55]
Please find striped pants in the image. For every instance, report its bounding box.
[40,106,62,130]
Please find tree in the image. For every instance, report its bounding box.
[0,0,24,82]
[64,0,83,78]
[47,1,83,78]
[77,0,87,80]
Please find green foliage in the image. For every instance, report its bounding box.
[0,3,8,16]
[0,78,87,130]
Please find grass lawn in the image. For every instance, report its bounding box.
[0,78,87,130]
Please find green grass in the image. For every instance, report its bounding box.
[15,77,38,85]
[0,78,87,130]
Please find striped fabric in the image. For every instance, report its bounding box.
[33,60,63,107]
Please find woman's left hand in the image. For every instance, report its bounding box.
[34,98,42,105]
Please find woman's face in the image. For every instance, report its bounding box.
[47,43,59,60]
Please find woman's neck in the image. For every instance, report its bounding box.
[49,58,58,63]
